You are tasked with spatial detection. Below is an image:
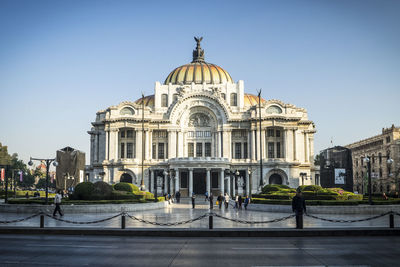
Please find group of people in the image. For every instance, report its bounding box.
[165,191,182,204]
[189,191,251,210]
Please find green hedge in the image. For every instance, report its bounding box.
[261,184,291,194]
[73,182,95,200]
[114,182,139,192]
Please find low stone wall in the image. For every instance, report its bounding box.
[0,201,168,214]
[247,203,400,214]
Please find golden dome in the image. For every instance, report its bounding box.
[164,37,233,85]
[134,94,154,107]
[244,93,266,106]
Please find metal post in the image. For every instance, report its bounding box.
[40,215,44,228]
[141,93,145,191]
[45,160,50,205]
[257,89,263,188]
[390,213,394,228]
[367,159,372,205]
[209,214,213,229]
[121,213,126,229]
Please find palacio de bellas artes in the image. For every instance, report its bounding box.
[86,37,316,197]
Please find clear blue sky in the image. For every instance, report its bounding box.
[1,0,399,165]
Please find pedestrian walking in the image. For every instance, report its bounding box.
[234,195,239,209]
[175,191,181,203]
[292,188,306,229]
[238,195,243,210]
[209,193,214,209]
[53,190,63,216]
[217,194,223,209]
[224,193,230,209]
[167,193,171,204]
[205,191,209,201]
[244,195,250,210]
[191,194,196,209]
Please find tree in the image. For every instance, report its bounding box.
[36,178,56,189]
[314,154,321,166]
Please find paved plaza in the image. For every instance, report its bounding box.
[1,234,400,266]
[0,199,398,229]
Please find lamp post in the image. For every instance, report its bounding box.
[140,92,145,191]
[247,167,252,196]
[299,172,307,186]
[257,89,263,190]
[28,157,58,205]
[364,155,393,205]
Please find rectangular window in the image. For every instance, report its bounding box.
[188,143,194,157]
[276,130,281,137]
[235,143,241,159]
[127,143,133,158]
[386,136,391,143]
[268,142,274,158]
[243,142,248,159]
[180,172,188,188]
[120,143,125,158]
[158,143,165,159]
[204,131,211,137]
[276,142,281,158]
[127,130,133,138]
[205,142,211,157]
[196,131,203,137]
[267,129,274,137]
[121,130,125,138]
[211,172,219,188]
[196,142,203,157]
[152,144,156,159]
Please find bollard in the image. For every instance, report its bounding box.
[295,213,303,229]
[40,215,44,228]
[209,214,213,229]
[121,213,126,229]
[390,213,394,229]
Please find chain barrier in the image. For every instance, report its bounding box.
[211,212,295,224]
[305,211,393,223]
[125,212,209,226]
[43,212,123,224]
[0,212,42,224]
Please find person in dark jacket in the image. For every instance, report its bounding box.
[191,194,196,209]
[217,194,223,209]
[175,191,181,203]
[292,188,306,229]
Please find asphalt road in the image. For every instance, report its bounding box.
[0,234,399,267]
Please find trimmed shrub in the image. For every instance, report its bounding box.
[110,191,141,200]
[300,185,323,192]
[114,182,136,192]
[73,182,95,200]
[92,181,113,200]
[261,184,290,194]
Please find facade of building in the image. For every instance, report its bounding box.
[86,38,316,196]
[319,146,353,192]
[346,125,400,194]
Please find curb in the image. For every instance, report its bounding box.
[0,227,399,237]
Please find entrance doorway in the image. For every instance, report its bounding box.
[269,173,282,185]
[120,173,133,183]
[193,171,206,195]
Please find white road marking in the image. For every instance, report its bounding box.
[232,247,323,250]
[25,244,117,248]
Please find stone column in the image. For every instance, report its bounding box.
[220,169,225,194]
[105,130,109,161]
[256,129,261,160]
[175,168,180,192]
[145,130,150,160]
[227,175,231,196]
[189,168,193,196]
[251,129,256,160]
[149,130,153,159]
[170,175,174,194]
[261,129,266,159]
[114,129,119,160]
[217,131,222,157]
[284,129,289,161]
[293,129,297,161]
[164,172,168,194]
[206,168,211,195]
[150,169,154,193]
[94,133,99,162]
[246,170,250,196]
[177,131,183,157]
[168,130,177,159]
[304,132,309,163]
[309,135,314,164]
[136,130,142,161]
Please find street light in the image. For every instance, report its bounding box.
[247,168,252,196]
[28,157,58,205]
[364,155,393,205]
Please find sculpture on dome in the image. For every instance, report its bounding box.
[192,36,205,62]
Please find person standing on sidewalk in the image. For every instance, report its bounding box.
[224,193,230,210]
[292,188,306,229]
[244,195,250,210]
[175,191,181,203]
[191,193,196,209]
[53,190,63,216]
[217,194,223,209]
[204,191,209,201]
[238,195,243,210]
[209,192,214,209]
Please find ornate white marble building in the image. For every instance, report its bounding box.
[87,38,316,196]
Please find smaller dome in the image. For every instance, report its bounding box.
[244,93,266,106]
[134,95,154,107]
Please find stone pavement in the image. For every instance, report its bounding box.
[0,198,398,229]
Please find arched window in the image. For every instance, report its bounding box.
[221,93,226,100]
[120,107,134,116]
[161,94,168,107]
[230,93,237,106]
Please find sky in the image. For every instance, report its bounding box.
[0,0,399,166]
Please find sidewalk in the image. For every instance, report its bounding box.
[0,198,398,229]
